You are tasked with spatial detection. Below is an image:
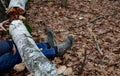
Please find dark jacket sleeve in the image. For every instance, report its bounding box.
[0,40,13,56]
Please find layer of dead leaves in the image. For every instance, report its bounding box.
[0,0,120,76]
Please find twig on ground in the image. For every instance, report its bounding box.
[98,30,111,36]
[78,50,87,75]
[88,27,103,57]
[72,12,117,28]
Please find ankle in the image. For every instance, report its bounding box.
[53,46,59,56]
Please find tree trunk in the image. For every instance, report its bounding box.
[9,20,57,76]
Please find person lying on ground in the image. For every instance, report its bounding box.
[0,20,73,71]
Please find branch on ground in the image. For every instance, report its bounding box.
[77,50,87,75]
[87,27,103,57]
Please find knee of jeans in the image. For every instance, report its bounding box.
[36,42,47,49]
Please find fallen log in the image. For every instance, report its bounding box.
[9,20,57,76]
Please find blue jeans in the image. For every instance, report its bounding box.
[0,40,56,71]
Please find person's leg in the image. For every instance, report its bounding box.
[45,28,73,56]
[0,40,56,59]
[36,35,74,57]
[0,40,13,56]
[0,51,22,71]
[36,42,56,59]
[0,35,73,71]
[0,41,56,71]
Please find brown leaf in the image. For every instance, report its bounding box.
[57,65,67,74]
[63,67,73,75]
[13,63,25,72]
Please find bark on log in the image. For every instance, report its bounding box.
[9,20,57,76]
[1,0,27,13]
[7,0,27,11]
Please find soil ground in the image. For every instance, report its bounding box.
[0,0,120,76]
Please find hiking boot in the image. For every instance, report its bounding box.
[45,28,56,48]
[56,36,73,56]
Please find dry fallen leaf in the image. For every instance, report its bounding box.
[13,63,25,72]
[63,67,73,75]
[27,73,33,76]
[57,65,67,74]
[19,15,26,20]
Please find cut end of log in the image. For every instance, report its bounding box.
[6,7,25,20]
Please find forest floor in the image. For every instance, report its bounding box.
[0,0,120,76]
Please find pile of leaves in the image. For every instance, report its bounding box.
[0,0,120,76]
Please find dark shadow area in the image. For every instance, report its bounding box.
[0,1,8,22]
